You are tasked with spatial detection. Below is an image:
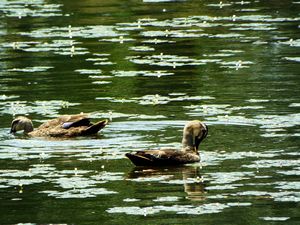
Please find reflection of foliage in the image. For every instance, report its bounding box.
[0,165,120,199]
[1,100,80,117]
[0,0,63,18]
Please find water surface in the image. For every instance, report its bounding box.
[0,0,299,224]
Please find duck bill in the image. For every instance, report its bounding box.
[194,137,201,150]
[194,128,208,150]
[10,126,16,134]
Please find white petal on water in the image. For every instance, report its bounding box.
[41,188,117,199]
[107,202,250,216]
[153,196,181,202]
[123,198,140,202]
[259,217,290,221]
[7,66,53,72]
[129,46,155,52]
[275,181,300,190]
[284,57,300,62]
[75,69,102,74]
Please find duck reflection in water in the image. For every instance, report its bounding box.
[127,166,207,201]
[126,120,208,166]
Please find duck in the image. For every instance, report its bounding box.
[125,120,208,166]
[10,113,108,138]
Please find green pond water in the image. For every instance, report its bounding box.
[0,0,300,224]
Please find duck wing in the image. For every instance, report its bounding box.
[38,114,90,129]
[126,149,200,166]
[31,114,108,137]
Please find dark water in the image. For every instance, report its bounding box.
[0,0,300,224]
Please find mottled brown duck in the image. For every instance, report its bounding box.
[10,114,108,137]
[126,120,208,166]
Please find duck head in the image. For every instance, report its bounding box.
[181,120,208,153]
[10,116,34,134]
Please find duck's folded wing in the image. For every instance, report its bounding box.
[54,119,108,137]
[37,114,91,130]
[126,150,191,166]
[33,119,107,137]
[61,118,91,129]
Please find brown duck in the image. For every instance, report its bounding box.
[126,120,208,166]
[10,114,108,137]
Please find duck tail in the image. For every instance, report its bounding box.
[83,119,108,135]
[125,153,153,166]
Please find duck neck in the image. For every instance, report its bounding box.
[181,133,198,154]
